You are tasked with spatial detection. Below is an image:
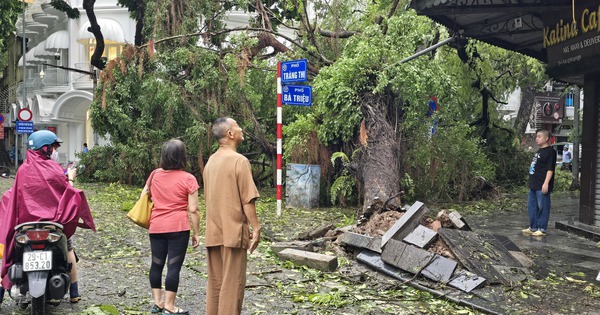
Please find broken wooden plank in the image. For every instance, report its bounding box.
[403,225,438,248]
[438,228,526,285]
[278,248,338,272]
[339,231,382,253]
[509,251,535,268]
[381,201,429,248]
[480,234,534,270]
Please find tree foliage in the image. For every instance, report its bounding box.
[0,0,21,74]
[85,0,547,204]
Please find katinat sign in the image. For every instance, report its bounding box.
[544,0,600,77]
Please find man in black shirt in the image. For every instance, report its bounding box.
[523,129,557,236]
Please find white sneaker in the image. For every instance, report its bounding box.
[532,230,547,236]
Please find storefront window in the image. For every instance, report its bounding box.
[86,39,123,61]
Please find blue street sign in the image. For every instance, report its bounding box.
[281,59,308,83]
[16,121,34,134]
[282,85,312,106]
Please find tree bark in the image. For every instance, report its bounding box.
[83,0,106,70]
[357,93,402,216]
[515,86,536,137]
[134,0,145,46]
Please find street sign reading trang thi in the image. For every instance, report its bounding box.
[281,59,308,83]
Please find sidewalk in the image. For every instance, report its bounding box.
[469,191,600,282]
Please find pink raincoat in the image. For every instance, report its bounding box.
[0,150,96,289]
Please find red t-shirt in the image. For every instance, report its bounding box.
[147,169,199,234]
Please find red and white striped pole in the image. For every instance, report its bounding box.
[276,62,283,216]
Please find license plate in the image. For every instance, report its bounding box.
[23,251,52,272]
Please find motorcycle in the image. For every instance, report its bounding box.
[7,221,71,315]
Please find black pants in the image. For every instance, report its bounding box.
[149,231,190,292]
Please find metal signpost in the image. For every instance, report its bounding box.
[276,59,311,216]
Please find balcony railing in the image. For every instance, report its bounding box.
[16,76,42,98]
[74,62,94,82]
[42,68,69,86]
[72,62,95,90]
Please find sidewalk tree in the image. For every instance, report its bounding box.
[83,0,544,206]
[0,0,21,73]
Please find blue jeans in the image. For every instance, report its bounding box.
[527,189,551,232]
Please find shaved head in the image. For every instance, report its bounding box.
[212,117,232,141]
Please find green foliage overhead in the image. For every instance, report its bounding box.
[85,0,548,203]
[49,0,80,19]
[0,0,21,73]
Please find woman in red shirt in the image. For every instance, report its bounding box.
[142,139,201,315]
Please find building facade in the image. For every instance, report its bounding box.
[0,0,134,164]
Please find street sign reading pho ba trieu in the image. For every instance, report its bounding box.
[282,85,312,106]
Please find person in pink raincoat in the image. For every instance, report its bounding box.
[0,130,95,303]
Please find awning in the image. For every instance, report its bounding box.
[34,40,53,58]
[407,0,575,62]
[408,0,587,83]
[18,50,43,66]
[45,30,69,51]
[78,19,126,44]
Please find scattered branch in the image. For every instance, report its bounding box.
[141,26,330,70]
[317,29,358,38]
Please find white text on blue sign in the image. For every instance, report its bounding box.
[281,59,308,83]
[282,85,312,106]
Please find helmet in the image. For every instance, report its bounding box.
[28,130,63,150]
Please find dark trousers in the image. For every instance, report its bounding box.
[149,231,190,292]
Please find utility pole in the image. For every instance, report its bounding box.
[571,86,581,190]
[18,0,27,170]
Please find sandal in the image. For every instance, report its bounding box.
[151,304,164,314]
[162,307,189,315]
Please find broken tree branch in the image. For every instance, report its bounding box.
[317,29,358,38]
[83,0,106,70]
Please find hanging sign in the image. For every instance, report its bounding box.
[0,124,4,140]
[545,0,600,77]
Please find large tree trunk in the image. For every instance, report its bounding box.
[514,86,536,137]
[357,93,402,216]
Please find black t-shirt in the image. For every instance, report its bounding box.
[528,146,557,191]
